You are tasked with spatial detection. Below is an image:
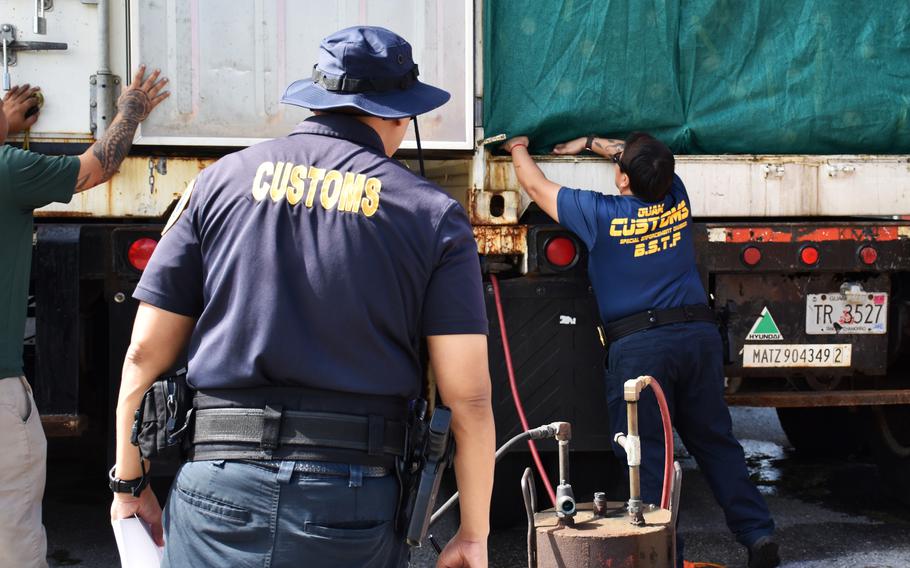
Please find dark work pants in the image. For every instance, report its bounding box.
[605,321,774,564]
[161,460,408,568]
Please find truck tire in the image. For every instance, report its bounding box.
[775,407,867,457]
[870,405,910,506]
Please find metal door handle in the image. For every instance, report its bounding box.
[8,40,68,52]
[0,24,67,82]
[1,25,11,91]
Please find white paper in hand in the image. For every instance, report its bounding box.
[111,516,164,568]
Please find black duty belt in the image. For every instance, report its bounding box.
[246,460,391,478]
[190,407,406,467]
[604,304,717,343]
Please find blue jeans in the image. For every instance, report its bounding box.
[606,322,774,563]
[162,460,407,568]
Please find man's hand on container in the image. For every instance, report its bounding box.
[552,136,587,155]
[436,530,488,568]
[116,65,170,124]
[2,84,42,135]
[502,136,529,154]
[110,486,164,547]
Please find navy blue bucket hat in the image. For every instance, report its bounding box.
[281,26,450,119]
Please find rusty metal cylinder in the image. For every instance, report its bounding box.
[593,492,607,516]
[535,502,673,568]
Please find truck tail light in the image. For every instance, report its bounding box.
[128,238,158,271]
[799,245,819,266]
[859,246,878,265]
[741,246,762,266]
[544,236,578,268]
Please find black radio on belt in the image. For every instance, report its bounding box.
[402,405,454,547]
[130,369,194,463]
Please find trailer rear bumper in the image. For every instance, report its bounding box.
[40,414,89,437]
[726,389,910,407]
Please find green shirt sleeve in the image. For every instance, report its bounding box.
[0,145,80,210]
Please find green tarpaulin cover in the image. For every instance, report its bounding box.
[483,0,910,154]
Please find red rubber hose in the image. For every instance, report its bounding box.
[646,378,674,510]
[489,274,557,507]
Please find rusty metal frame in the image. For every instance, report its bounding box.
[467,187,521,225]
[35,156,215,219]
[473,225,527,256]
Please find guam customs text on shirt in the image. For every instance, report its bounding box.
[557,175,707,324]
[134,114,488,398]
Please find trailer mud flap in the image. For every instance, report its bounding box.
[485,276,608,451]
[34,225,81,414]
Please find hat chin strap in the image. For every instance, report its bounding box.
[412,115,425,177]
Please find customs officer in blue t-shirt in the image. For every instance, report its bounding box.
[110,27,495,568]
[503,133,779,568]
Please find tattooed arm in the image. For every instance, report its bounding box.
[552,136,625,159]
[75,65,169,192]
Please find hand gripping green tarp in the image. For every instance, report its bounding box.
[483,0,910,155]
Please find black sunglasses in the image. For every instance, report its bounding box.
[611,152,624,170]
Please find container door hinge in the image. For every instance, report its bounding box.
[761,164,786,179]
[826,163,857,177]
[90,72,121,138]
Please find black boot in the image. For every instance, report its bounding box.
[748,536,780,568]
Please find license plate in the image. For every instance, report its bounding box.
[742,344,852,367]
[806,292,887,334]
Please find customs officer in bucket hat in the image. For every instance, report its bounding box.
[110,26,495,568]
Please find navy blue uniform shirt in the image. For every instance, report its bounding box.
[135,115,487,398]
[557,175,707,323]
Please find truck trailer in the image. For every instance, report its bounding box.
[4,0,909,503]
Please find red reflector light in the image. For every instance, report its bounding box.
[128,238,158,271]
[799,245,819,266]
[859,246,878,265]
[742,246,762,266]
[545,236,577,267]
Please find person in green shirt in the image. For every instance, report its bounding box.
[0,66,168,568]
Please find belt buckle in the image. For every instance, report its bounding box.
[647,310,657,326]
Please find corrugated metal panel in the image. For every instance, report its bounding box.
[128,0,473,149]
[485,155,910,217]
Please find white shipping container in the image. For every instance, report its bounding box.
[3,0,908,218]
[4,0,474,148]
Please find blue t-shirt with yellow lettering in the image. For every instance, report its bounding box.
[134,115,487,399]
[557,175,707,324]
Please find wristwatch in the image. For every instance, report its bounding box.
[108,465,149,497]
[584,134,596,152]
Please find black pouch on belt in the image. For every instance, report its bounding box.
[130,370,194,463]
